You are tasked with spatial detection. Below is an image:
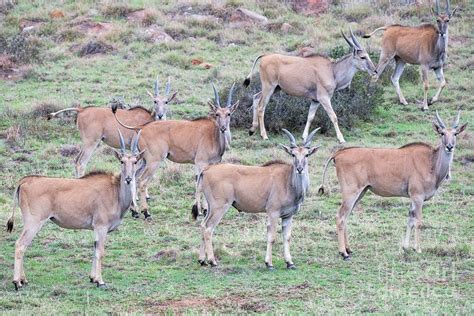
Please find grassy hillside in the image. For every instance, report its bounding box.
[0,0,473,313]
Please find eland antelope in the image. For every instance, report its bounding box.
[364,0,457,110]
[112,83,238,219]
[47,77,176,177]
[243,28,376,143]
[6,130,145,289]
[192,128,320,269]
[318,111,467,260]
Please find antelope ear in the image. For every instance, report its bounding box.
[146,90,154,99]
[455,123,467,136]
[136,149,146,161]
[432,122,443,135]
[449,7,458,18]
[430,7,437,17]
[279,144,292,156]
[230,100,239,114]
[208,101,218,112]
[113,149,122,161]
[307,145,320,156]
[168,91,178,103]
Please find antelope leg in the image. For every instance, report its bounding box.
[421,66,430,111]
[202,202,230,266]
[319,96,345,143]
[302,101,320,141]
[75,140,100,178]
[430,67,446,104]
[391,58,408,105]
[13,218,46,289]
[257,84,276,140]
[92,227,108,287]
[249,92,261,135]
[264,213,278,269]
[282,216,295,269]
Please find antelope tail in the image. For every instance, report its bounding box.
[191,172,204,220]
[318,156,335,195]
[363,26,387,38]
[243,54,265,87]
[47,107,81,120]
[6,184,21,233]
[111,103,142,131]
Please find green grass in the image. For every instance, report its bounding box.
[0,0,473,314]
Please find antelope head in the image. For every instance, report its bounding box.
[431,0,457,38]
[146,77,178,120]
[341,27,377,77]
[280,128,320,175]
[208,83,239,134]
[113,130,145,185]
[433,111,467,154]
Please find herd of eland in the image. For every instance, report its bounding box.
[5,0,467,290]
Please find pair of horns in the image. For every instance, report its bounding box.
[341,26,362,50]
[435,110,461,129]
[282,128,320,148]
[118,129,142,155]
[154,77,171,96]
[211,82,236,108]
[434,0,451,15]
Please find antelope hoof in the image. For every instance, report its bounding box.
[340,252,351,261]
[201,209,208,217]
[248,129,255,136]
[286,263,297,270]
[97,283,108,289]
[13,281,22,291]
[89,277,95,283]
[131,210,140,218]
[346,248,353,255]
[143,210,152,220]
[198,259,208,266]
[146,196,152,201]
[400,100,408,106]
[209,261,218,268]
[265,262,275,271]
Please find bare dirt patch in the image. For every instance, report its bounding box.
[145,294,271,313]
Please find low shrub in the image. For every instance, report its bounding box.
[0,33,42,64]
[101,3,135,18]
[29,102,63,118]
[78,40,113,57]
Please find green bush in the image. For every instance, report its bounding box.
[101,3,135,18]
[0,33,42,64]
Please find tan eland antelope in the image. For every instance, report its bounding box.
[112,83,239,219]
[318,111,467,260]
[192,128,320,269]
[364,0,457,110]
[47,77,177,177]
[243,28,376,143]
[6,130,145,290]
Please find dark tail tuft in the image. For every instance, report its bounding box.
[46,114,53,120]
[243,78,250,87]
[6,218,13,233]
[111,103,118,114]
[318,186,325,195]
[192,204,199,220]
